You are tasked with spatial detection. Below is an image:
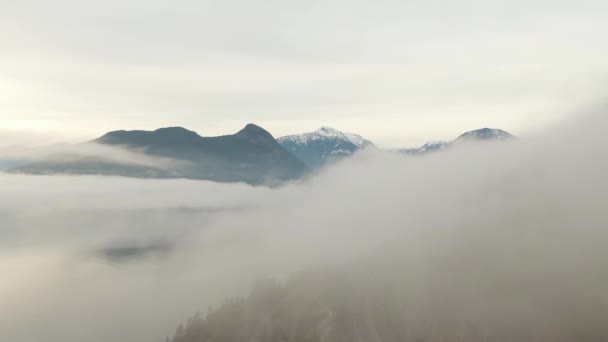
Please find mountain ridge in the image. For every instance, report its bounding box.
[6,125,515,184]
[277,127,374,168]
[401,127,514,155]
[10,124,309,185]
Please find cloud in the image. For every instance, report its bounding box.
[0,109,607,341]
[0,142,185,170]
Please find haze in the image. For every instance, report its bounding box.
[2,1,608,341]
[2,0,607,146]
[1,109,607,341]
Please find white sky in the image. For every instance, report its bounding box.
[1,0,607,147]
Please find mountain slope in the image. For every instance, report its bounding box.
[10,124,309,185]
[401,128,513,155]
[454,127,513,142]
[278,127,374,168]
[0,160,26,171]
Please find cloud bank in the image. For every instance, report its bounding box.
[1,110,607,341]
[0,142,185,171]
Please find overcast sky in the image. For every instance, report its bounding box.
[1,0,607,147]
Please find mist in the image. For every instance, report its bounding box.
[0,141,184,170]
[1,111,607,341]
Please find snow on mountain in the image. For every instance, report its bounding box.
[277,127,374,168]
[278,127,371,147]
[400,128,513,155]
[344,132,370,147]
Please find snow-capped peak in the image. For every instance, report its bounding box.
[278,127,370,147]
[400,127,514,155]
[344,133,368,147]
[314,127,345,138]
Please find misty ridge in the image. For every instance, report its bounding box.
[3,124,513,186]
[0,109,607,342]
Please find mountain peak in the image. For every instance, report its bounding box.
[152,127,201,139]
[153,126,198,134]
[278,127,371,147]
[97,126,202,146]
[242,123,266,132]
[401,127,514,155]
[236,123,274,139]
[315,126,340,134]
[457,128,513,141]
[277,128,373,168]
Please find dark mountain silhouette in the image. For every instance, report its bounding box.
[10,124,309,185]
[454,127,513,142]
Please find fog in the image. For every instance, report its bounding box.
[1,111,607,341]
[0,142,183,170]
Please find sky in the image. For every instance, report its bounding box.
[1,0,607,147]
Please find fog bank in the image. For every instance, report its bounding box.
[1,111,607,341]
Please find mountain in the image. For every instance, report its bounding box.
[454,128,513,142]
[401,128,513,155]
[0,160,27,171]
[9,124,309,185]
[401,141,448,155]
[277,127,374,168]
[6,126,514,181]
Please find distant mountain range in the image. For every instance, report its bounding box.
[277,127,374,168]
[400,128,513,155]
[6,125,513,185]
[0,160,26,171]
[9,124,308,185]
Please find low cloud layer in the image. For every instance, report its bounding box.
[0,142,184,171]
[1,110,607,341]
